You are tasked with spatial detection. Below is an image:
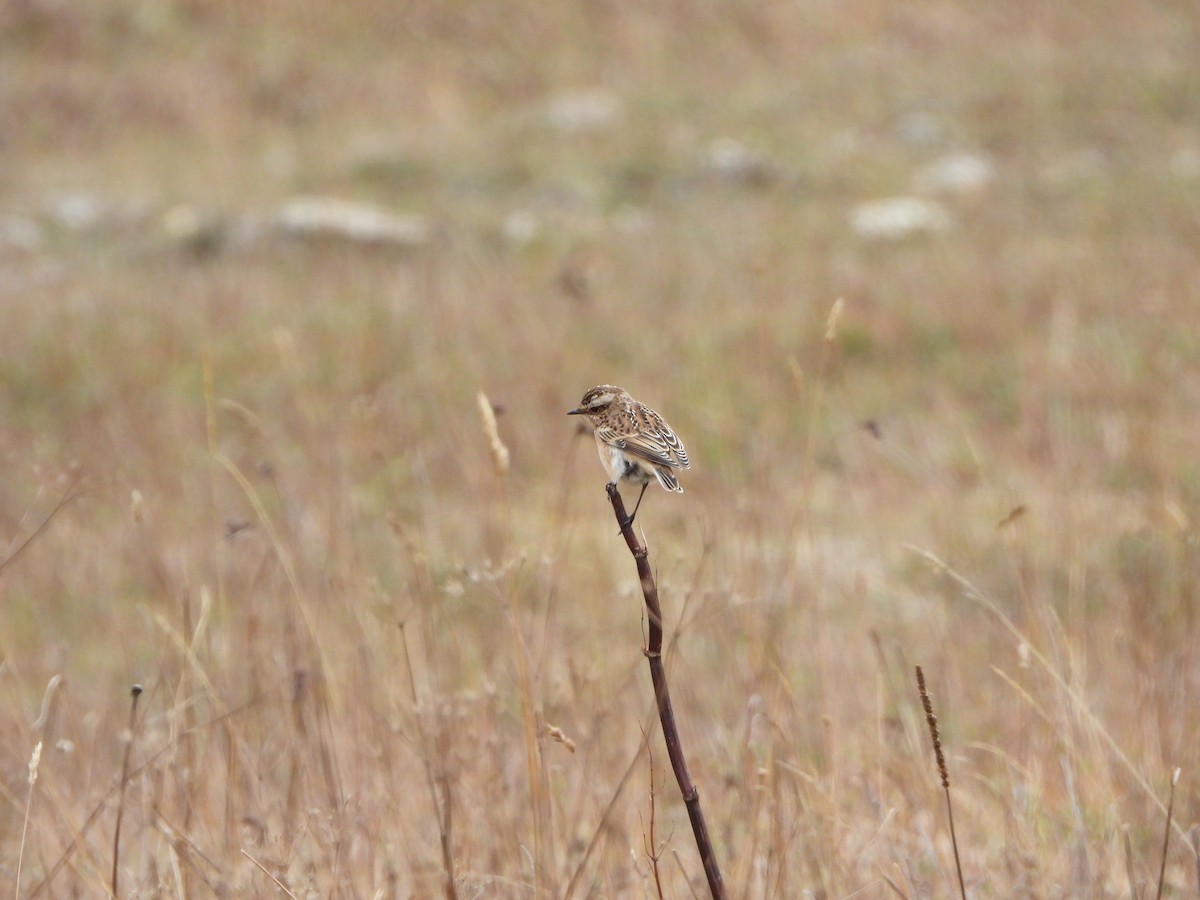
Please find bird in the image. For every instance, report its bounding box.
[568,385,690,526]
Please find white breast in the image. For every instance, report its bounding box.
[598,441,626,482]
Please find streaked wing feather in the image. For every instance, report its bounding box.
[642,406,689,469]
[599,429,687,470]
[594,426,667,468]
[658,427,689,469]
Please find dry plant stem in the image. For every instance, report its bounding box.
[15,740,42,900]
[941,789,965,900]
[915,666,966,900]
[563,697,659,900]
[434,766,459,900]
[1192,827,1200,894]
[914,546,1190,840]
[112,684,144,900]
[642,734,665,899]
[1156,768,1181,900]
[1123,826,1137,900]
[398,615,459,900]
[242,848,301,900]
[0,484,80,575]
[880,872,910,899]
[606,483,727,900]
[30,694,261,898]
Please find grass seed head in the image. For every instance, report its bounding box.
[477,391,510,475]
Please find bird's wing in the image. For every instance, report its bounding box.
[597,424,688,470]
[656,423,690,469]
[640,407,689,469]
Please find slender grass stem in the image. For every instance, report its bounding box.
[916,666,966,900]
[112,684,143,899]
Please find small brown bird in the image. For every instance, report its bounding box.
[568,385,690,524]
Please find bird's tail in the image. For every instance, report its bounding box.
[654,467,683,493]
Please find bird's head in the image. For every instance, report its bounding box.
[568,385,625,418]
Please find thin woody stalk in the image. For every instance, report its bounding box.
[606,483,726,899]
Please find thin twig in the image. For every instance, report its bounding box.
[642,729,665,899]
[606,484,726,899]
[112,684,144,899]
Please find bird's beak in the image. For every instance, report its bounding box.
[567,407,585,416]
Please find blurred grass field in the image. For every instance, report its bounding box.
[2,1,1199,896]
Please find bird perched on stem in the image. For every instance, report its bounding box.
[568,385,690,527]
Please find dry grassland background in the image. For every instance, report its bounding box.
[1,1,1199,896]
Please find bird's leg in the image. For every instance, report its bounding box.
[620,483,649,531]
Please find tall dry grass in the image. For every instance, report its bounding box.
[1,0,1199,895]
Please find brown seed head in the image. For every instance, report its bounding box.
[916,665,950,789]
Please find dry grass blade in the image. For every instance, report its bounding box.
[434,767,458,900]
[0,485,80,575]
[1124,825,1138,900]
[844,880,889,899]
[881,871,910,899]
[911,547,1193,843]
[671,850,705,900]
[241,849,301,899]
[15,740,42,899]
[111,684,144,899]
[1192,827,1200,895]
[1155,768,1181,900]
